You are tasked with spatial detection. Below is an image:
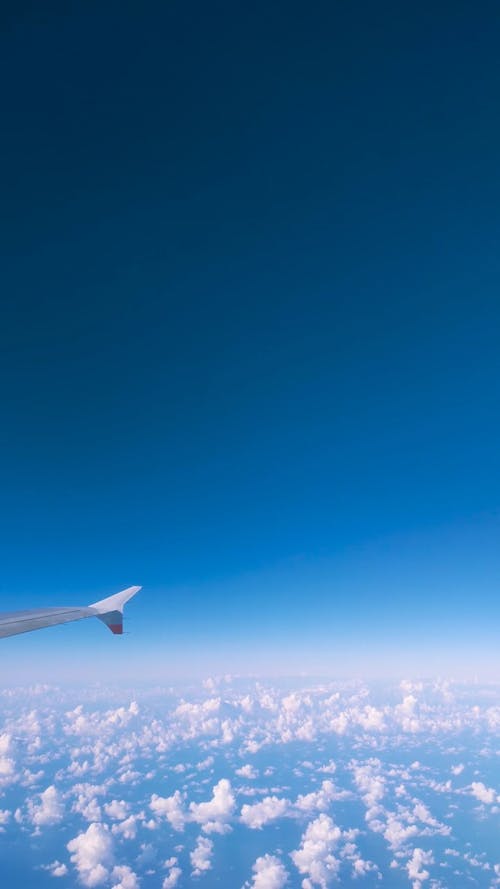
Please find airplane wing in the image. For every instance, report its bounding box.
[0,586,141,639]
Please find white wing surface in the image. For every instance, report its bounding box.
[0,586,141,639]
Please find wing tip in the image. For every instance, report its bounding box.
[90,586,141,636]
[108,623,123,635]
[90,585,142,614]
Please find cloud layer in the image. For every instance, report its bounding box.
[1,677,500,887]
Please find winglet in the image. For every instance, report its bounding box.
[89,586,141,635]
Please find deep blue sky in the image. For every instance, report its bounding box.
[1,1,500,677]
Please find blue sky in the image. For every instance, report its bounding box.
[1,1,500,678]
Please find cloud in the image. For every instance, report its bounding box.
[150,791,186,831]
[42,860,69,877]
[351,857,378,877]
[27,785,64,828]
[73,794,102,823]
[382,815,419,850]
[67,822,113,887]
[318,761,336,775]
[295,780,338,813]
[190,836,213,876]
[290,814,342,887]
[236,764,258,779]
[406,848,434,889]
[351,761,385,809]
[470,781,497,804]
[189,778,235,833]
[110,865,140,889]
[162,867,182,888]
[240,795,290,829]
[243,853,288,888]
[104,800,130,821]
[0,733,17,789]
[111,814,142,840]
[7,678,500,886]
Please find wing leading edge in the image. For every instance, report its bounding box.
[0,586,141,640]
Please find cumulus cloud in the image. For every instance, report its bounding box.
[73,794,102,823]
[236,764,258,779]
[382,814,419,850]
[190,836,213,876]
[111,814,142,840]
[42,860,68,877]
[318,761,336,775]
[406,848,433,889]
[110,865,140,889]
[27,785,64,829]
[351,857,378,877]
[189,779,235,833]
[470,781,497,804]
[162,867,182,888]
[240,796,290,829]
[150,791,186,831]
[290,814,342,887]
[0,733,16,789]
[67,822,113,887]
[104,800,130,821]
[243,853,288,888]
[295,780,338,813]
[351,761,385,810]
[7,678,500,886]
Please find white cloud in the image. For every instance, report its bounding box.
[236,764,258,779]
[73,794,102,823]
[196,756,214,772]
[295,780,337,813]
[162,867,182,888]
[406,848,434,889]
[28,785,64,828]
[104,800,130,821]
[8,678,500,888]
[240,795,289,829]
[110,865,140,889]
[351,761,385,809]
[318,761,336,775]
[190,836,213,876]
[351,857,378,878]
[354,706,386,732]
[111,814,141,840]
[67,822,113,887]
[382,815,418,850]
[189,779,235,833]
[42,860,69,877]
[243,853,288,888]
[470,782,497,804]
[0,735,16,788]
[290,814,342,887]
[395,695,421,733]
[150,791,186,831]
